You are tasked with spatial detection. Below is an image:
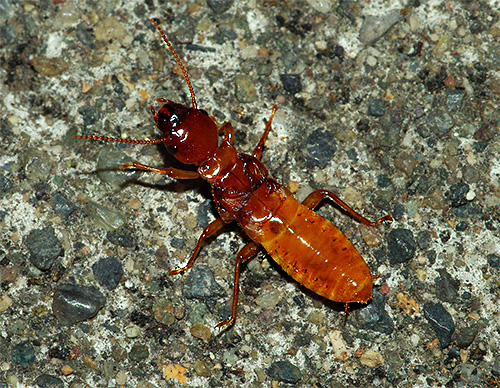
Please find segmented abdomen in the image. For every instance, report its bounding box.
[238,179,372,303]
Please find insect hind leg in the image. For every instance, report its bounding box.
[301,190,393,226]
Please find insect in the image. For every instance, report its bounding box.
[76,19,393,327]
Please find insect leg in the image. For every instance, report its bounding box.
[219,122,235,144]
[252,105,278,160]
[169,218,226,275]
[119,162,200,179]
[216,242,260,328]
[301,190,393,226]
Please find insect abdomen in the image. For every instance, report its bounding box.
[239,179,373,303]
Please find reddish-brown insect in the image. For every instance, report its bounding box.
[76,19,393,327]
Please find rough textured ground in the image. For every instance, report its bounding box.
[1,0,500,387]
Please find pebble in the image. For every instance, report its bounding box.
[0,176,13,197]
[153,299,175,326]
[368,98,386,117]
[115,370,127,386]
[359,350,384,367]
[280,74,303,94]
[434,269,460,303]
[26,226,63,271]
[31,57,68,77]
[0,295,12,313]
[447,182,470,207]
[299,127,337,169]
[50,192,77,219]
[359,10,402,45]
[306,0,332,13]
[128,344,149,361]
[92,257,124,290]
[94,16,126,42]
[106,227,135,248]
[11,341,35,368]
[267,360,301,384]
[182,265,226,299]
[254,289,281,310]
[487,254,500,269]
[190,323,212,341]
[33,374,64,388]
[234,74,258,103]
[206,0,233,13]
[78,105,100,129]
[387,228,416,265]
[85,201,127,231]
[52,283,106,325]
[96,147,141,188]
[125,325,141,338]
[350,289,394,334]
[423,302,455,348]
[193,360,211,376]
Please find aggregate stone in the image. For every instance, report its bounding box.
[26,227,63,271]
[359,10,401,45]
[299,127,337,169]
[423,302,455,348]
[206,0,234,13]
[266,360,301,384]
[350,289,394,334]
[33,374,64,388]
[52,284,106,325]
[50,192,77,219]
[92,257,124,290]
[280,74,302,94]
[387,228,416,265]
[434,269,460,303]
[447,182,470,207]
[106,227,135,248]
[11,341,35,368]
[128,343,149,361]
[182,265,226,299]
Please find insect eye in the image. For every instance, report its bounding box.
[199,109,209,116]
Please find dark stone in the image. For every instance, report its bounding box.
[423,302,455,348]
[34,374,64,388]
[92,257,124,290]
[182,265,226,299]
[11,341,35,368]
[299,127,337,169]
[368,98,386,116]
[434,269,459,303]
[377,174,392,188]
[128,343,149,361]
[206,0,233,13]
[78,105,100,128]
[26,227,63,271]
[387,228,416,264]
[267,360,301,384]
[52,283,106,325]
[280,74,302,94]
[447,182,470,207]
[487,254,500,269]
[106,227,135,248]
[50,192,77,219]
[350,289,394,334]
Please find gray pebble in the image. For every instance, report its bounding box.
[92,257,123,290]
[387,228,416,265]
[267,360,301,384]
[85,201,127,231]
[34,374,64,388]
[182,265,226,299]
[359,10,402,45]
[96,147,141,188]
[11,341,35,368]
[50,192,77,219]
[350,289,394,334]
[52,284,106,325]
[206,0,233,13]
[26,227,63,271]
[434,269,459,303]
[280,74,302,94]
[423,302,455,348]
[299,127,337,169]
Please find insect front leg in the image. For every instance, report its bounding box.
[169,218,226,275]
[216,242,260,328]
[119,162,200,179]
[252,105,278,160]
[301,190,393,226]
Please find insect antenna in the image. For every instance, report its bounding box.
[74,135,167,145]
[151,18,198,110]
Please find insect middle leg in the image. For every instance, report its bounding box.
[216,241,260,328]
[119,162,200,179]
[301,190,393,226]
[169,218,226,275]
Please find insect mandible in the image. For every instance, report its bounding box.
[75,19,393,328]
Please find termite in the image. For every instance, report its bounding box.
[76,19,393,327]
